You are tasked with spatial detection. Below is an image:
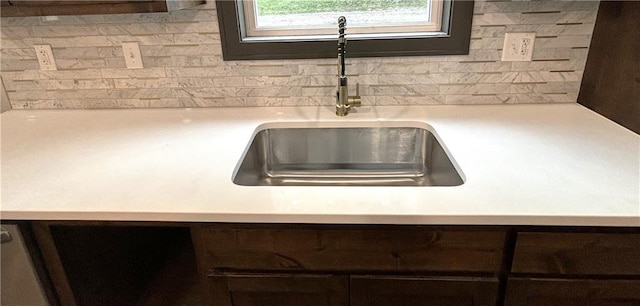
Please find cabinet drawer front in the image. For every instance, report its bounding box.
[351,275,499,306]
[512,232,640,276]
[192,226,505,273]
[209,273,348,306]
[505,278,640,306]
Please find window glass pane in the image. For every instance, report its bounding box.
[249,0,436,34]
[256,0,431,27]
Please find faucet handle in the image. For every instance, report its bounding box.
[348,83,362,107]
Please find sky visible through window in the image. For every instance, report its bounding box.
[253,0,432,30]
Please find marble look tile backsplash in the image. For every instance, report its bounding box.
[0,0,598,109]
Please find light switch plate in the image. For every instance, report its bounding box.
[122,42,144,69]
[34,44,57,70]
[501,33,535,62]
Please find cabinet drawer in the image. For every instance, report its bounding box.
[505,278,640,306]
[192,226,506,273]
[209,272,348,306]
[512,232,640,276]
[351,275,499,306]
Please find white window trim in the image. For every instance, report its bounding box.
[239,0,444,39]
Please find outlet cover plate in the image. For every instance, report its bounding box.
[34,44,57,70]
[122,42,144,69]
[502,33,535,62]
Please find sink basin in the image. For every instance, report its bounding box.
[232,123,463,186]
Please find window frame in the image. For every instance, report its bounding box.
[215,0,474,61]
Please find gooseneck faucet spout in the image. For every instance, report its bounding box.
[336,16,361,116]
[338,16,346,78]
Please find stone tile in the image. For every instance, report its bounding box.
[366,63,438,74]
[534,35,592,49]
[165,22,219,34]
[445,94,514,104]
[244,76,306,86]
[45,36,111,48]
[378,74,450,85]
[173,88,236,98]
[114,78,179,89]
[510,59,585,72]
[56,59,107,69]
[375,95,444,105]
[106,34,175,46]
[441,83,512,95]
[166,66,236,77]
[39,69,104,79]
[236,86,301,97]
[97,23,166,35]
[48,89,110,99]
[108,88,173,99]
[1,48,36,59]
[514,93,575,103]
[32,25,101,37]
[101,68,167,78]
[7,90,50,101]
[1,59,40,71]
[370,85,439,96]
[439,61,512,73]
[449,72,518,84]
[176,77,244,87]
[173,33,220,45]
[141,45,221,56]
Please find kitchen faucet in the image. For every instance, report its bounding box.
[336,16,361,116]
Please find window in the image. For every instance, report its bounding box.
[215,0,474,60]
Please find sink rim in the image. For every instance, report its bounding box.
[232,121,466,186]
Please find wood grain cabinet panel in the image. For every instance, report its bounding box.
[512,232,640,276]
[208,273,348,306]
[0,0,203,17]
[192,226,506,273]
[505,278,640,306]
[351,275,499,306]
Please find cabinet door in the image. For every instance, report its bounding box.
[350,275,499,306]
[512,232,640,276]
[209,273,348,306]
[0,0,203,17]
[505,278,640,306]
[192,226,506,273]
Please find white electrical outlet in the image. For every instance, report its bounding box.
[122,42,144,69]
[501,33,535,62]
[34,45,57,71]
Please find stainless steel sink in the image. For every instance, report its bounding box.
[232,123,463,186]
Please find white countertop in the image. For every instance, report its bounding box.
[1,104,638,226]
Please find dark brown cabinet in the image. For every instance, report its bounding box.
[350,275,499,306]
[27,222,640,305]
[192,225,505,306]
[507,232,640,306]
[577,1,640,134]
[0,0,204,17]
[209,273,348,306]
[511,232,640,276]
[505,278,640,306]
[191,226,506,273]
